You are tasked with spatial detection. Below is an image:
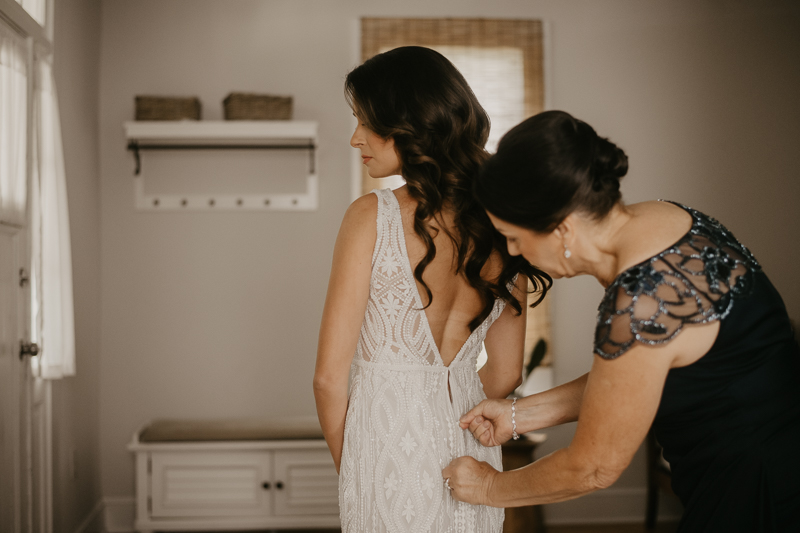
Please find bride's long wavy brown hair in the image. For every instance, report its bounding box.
[345,46,551,330]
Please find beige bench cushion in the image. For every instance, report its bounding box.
[139,416,324,442]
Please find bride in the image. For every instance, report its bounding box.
[313,46,550,532]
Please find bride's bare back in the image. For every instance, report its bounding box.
[393,186,504,366]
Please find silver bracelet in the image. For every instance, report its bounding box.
[511,398,520,440]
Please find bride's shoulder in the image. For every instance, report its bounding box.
[346,190,379,217]
[338,192,379,239]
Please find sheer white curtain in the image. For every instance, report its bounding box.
[0,20,28,226]
[32,57,75,379]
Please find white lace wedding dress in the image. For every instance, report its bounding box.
[338,189,506,533]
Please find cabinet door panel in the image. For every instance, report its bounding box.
[273,450,339,516]
[151,451,271,517]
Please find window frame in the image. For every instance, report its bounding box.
[0,0,52,51]
[1,0,53,231]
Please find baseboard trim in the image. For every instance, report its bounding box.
[102,488,681,530]
[543,487,683,526]
[74,500,104,533]
[103,497,135,533]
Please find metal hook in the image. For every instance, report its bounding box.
[128,141,141,175]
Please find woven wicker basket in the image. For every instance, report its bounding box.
[223,93,293,120]
[135,96,201,121]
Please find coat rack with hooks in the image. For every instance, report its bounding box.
[124,121,319,211]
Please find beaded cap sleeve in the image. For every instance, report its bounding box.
[594,202,761,359]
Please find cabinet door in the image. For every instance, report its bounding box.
[151,451,271,517]
[273,449,339,516]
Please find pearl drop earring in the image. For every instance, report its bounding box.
[564,244,572,259]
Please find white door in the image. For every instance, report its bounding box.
[0,11,46,533]
[0,224,29,533]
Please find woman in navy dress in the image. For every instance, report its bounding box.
[442,110,800,532]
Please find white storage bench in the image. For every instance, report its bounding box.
[128,417,340,532]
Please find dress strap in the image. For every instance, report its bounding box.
[369,188,394,265]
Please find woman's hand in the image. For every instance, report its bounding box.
[442,456,499,506]
[459,398,514,447]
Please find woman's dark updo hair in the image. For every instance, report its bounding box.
[475,110,629,233]
[346,46,550,329]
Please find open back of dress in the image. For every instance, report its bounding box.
[338,188,506,533]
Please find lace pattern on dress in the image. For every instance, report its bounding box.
[339,189,506,533]
[594,202,760,359]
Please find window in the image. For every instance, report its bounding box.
[1,0,75,379]
[15,0,45,26]
[358,18,552,381]
[0,17,28,227]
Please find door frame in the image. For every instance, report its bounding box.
[0,222,24,533]
[0,0,54,530]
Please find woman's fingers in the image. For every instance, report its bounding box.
[441,456,471,502]
[469,418,488,441]
[463,399,513,447]
[467,418,493,445]
[459,404,486,429]
[479,422,495,446]
[468,416,484,433]
[442,456,496,505]
[441,460,456,482]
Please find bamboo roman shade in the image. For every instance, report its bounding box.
[361,18,544,118]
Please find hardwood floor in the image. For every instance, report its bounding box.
[547,522,679,533]
[268,523,680,533]
[265,524,680,533]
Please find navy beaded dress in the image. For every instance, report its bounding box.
[594,202,800,532]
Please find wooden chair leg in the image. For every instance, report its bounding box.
[645,476,659,530]
[645,426,660,530]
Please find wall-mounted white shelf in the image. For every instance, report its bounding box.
[124,121,319,211]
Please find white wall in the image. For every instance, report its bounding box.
[96,0,800,526]
[51,0,103,531]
